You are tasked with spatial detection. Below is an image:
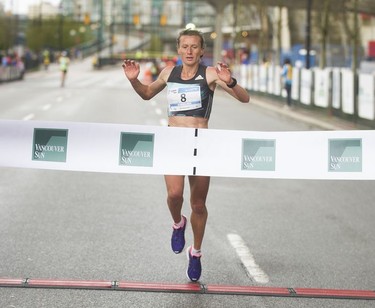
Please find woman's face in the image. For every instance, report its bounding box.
[177,35,204,65]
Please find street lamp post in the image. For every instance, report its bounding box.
[305,0,313,68]
[123,1,130,51]
[110,0,115,58]
[58,3,64,51]
[97,0,104,56]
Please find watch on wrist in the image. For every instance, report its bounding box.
[227,77,237,88]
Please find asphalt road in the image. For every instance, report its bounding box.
[0,58,374,307]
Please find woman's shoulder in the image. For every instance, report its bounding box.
[159,65,175,82]
[205,65,219,78]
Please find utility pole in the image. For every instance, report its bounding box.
[232,0,238,64]
[110,0,115,58]
[123,0,130,51]
[59,2,64,51]
[97,0,104,57]
[305,0,313,68]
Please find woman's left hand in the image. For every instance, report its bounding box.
[215,62,232,84]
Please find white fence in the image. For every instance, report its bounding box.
[237,64,375,125]
[0,66,24,82]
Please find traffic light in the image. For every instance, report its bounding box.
[84,13,90,25]
[133,14,140,25]
[160,15,167,26]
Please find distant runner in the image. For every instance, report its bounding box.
[59,51,70,87]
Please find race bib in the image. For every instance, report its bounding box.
[167,83,202,112]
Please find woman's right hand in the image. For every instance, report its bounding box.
[122,59,140,81]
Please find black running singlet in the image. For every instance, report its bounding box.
[167,64,214,119]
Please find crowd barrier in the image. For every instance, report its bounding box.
[236,64,375,126]
[1,120,374,180]
[0,66,24,82]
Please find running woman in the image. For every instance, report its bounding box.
[122,29,249,282]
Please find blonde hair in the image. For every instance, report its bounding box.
[177,29,205,49]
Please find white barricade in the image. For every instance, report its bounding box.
[1,120,374,180]
[341,69,355,115]
[236,63,375,124]
[332,68,341,110]
[291,67,300,101]
[267,65,274,94]
[259,65,268,92]
[252,65,259,91]
[0,66,23,82]
[300,68,313,105]
[273,66,282,96]
[314,68,331,108]
[358,74,375,120]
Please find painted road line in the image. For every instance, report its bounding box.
[227,233,269,284]
[22,113,35,121]
[42,104,52,111]
[160,118,168,126]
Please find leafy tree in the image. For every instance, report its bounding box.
[317,0,331,68]
[0,14,17,50]
[342,0,361,72]
[25,17,94,53]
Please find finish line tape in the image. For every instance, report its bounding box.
[0,119,374,180]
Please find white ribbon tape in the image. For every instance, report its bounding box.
[0,120,374,180]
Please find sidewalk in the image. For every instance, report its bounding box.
[250,93,373,131]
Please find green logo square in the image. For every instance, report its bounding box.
[328,138,362,172]
[119,132,154,167]
[242,139,276,171]
[32,128,68,162]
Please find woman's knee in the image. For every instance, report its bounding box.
[191,201,207,215]
[167,189,183,204]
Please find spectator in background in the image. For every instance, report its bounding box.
[2,53,10,66]
[262,56,270,68]
[15,54,25,79]
[281,58,293,107]
[43,49,50,70]
[240,51,250,65]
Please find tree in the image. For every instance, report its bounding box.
[341,0,361,119]
[255,1,271,64]
[317,0,331,68]
[274,6,282,66]
[0,14,17,51]
[342,0,361,72]
[25,17,94,53]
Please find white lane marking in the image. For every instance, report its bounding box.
[23,113,35,121]
[42,104,51,111]
[227,233,269,283]
[160,118,168,126]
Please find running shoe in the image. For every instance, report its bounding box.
[171,215,187,254]
[186,246,202,282]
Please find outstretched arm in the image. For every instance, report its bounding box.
[122,59,167,100]
[212,62,250,103]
